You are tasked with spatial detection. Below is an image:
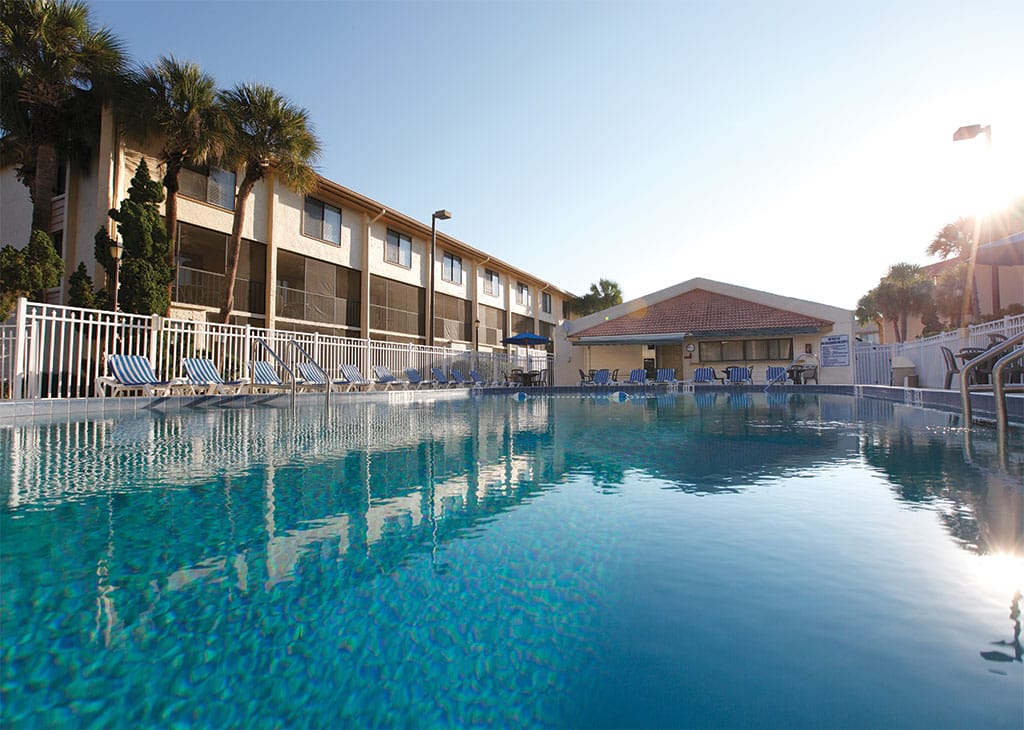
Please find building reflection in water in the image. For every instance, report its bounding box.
[1,392,1020,645]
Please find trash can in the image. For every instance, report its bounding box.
[892,356,918,387]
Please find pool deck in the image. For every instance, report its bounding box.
[0,384,1021,429]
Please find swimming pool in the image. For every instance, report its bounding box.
[2,392,1021,728]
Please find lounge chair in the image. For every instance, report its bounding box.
[183,357,250,394]
[469,370,492,387]
[624,368,648,386]
[339,364,375,391]
[372,365,408,390]
[450,369,470,387]
[692,367,722,385]
[591,368,612,386]
[765,366,789,385]
[431,367,458,388]
[250,361,295,393]
[727,366,753,385]
[96,354,190,397]
[404,367,435,389]
[655,368,677,384]
[296,362,348,392]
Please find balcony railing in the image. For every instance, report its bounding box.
[174,266,265,314]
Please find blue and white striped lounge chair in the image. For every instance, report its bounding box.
[339,364,375,392]
[404,368,435,389]
[296,362,347,392]
[372,365,408,390]
[765,366,789,385]
[431,367,458,388]
[183,357,250,394]
[250,361,295,393]
[624,368,648,386]
[655,368,678,384]
[692,367,721,385]
[96,354,189,397]
[727,366,753,385]
[590,368,612,386]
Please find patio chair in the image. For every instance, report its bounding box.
[339,364,375,391]
[96,354,190,397]
[727,366,753,385]
[591,368,612,386]
[692,367,722,385]
[624,368,648,386]
[534,368,548,387]
[578,368,593,385]
[372,365,409,390]
[250,361,295,393]
[296,362,348,392]
[655,368,678,384]
[404,367,436,389]
[183,357,250,395]
[765,366,789,385]
[940,346,961,390]
[799,365,818,384]
[431,367,458,388]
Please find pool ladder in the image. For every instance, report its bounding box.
[959,330,1024,443]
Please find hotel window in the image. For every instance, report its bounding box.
[370,277,425,337]
[385,229,412,268]
[441,252,462,284]
[516,282,531,306]
[180,164,235,210]
[699,338,793,362]
[541,292,552,314]
[302,197,341,244]
[484,268,500,296]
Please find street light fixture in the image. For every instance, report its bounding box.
[428,209,451,346]
[109,238,124,312]
[953,124,991,148]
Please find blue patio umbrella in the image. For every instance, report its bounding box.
[501,332,551,346]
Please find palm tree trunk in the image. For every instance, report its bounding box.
[31,143,60,234]
[220,174,258,323]
[163,160,181,310]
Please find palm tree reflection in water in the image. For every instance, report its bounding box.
[981,590,1023,672]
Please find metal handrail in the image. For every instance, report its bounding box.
[959,330,1024,429]
[255,337,297,407]
[289,339,331,407]
[992,344,1024,442]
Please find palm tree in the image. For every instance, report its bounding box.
[927,217,974,260]
[874,263,934,342]
[124,55,224,245]
[218,83,320,322]
[0,0,126,234]
[575,278,623,315]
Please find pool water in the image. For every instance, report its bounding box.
[2,393,1022,728]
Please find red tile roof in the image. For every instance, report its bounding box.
[574,289,833,339]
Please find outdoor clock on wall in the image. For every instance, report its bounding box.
[686,343,695,352]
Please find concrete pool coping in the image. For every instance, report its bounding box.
[0,384,1021,429]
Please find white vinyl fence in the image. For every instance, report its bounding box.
[2,298,552,400]
[853,314,1024,388]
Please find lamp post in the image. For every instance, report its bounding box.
[474,317,481,372]
[428,209,451,346]
[952,123,993,321]
[109,238,124,312]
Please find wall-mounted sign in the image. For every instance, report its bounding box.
[820,335,850,367]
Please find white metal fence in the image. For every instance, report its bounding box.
[2,298,552,400]
[853,314,1024,387]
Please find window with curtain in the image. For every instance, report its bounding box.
[484,268,500,296]
[385,229,412,268]
[180,164,236,210]
[442,252,462,284]
[516,282,530,306]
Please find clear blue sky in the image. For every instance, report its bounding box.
[91,0,1024,309]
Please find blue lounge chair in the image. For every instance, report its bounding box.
[250,361,295,393]
[655,368,677,384]
[372,365,408,390]
[727,366,753,385]
[297,362,348,392]
[431,367,458,388]
[591,368,612,386]
[183,357,250,394]
[692,367,721,385]
[765,366,789,385]
[96,354,190,397]
[469,370,491,387]
[624,368,648,386]
[339,364,375,391]
[404,367,435,389]
[450,369,470,387]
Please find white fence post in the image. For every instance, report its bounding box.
[12,297,28,400]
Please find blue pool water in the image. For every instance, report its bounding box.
[2,392,1022,728]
